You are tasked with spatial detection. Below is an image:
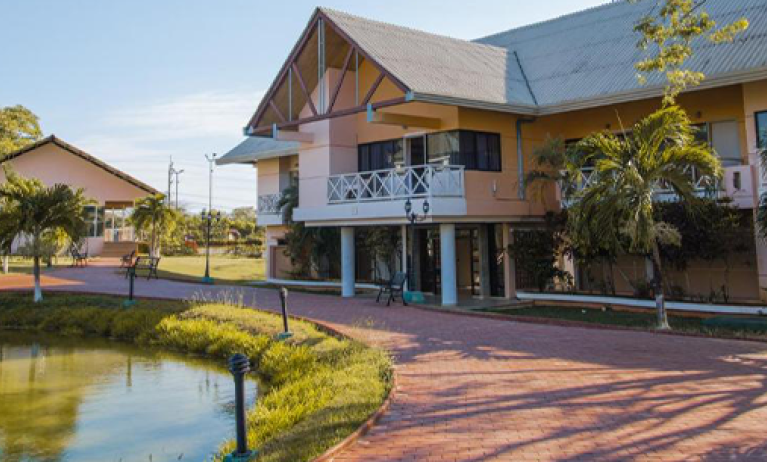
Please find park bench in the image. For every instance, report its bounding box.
[376,271,408,306]
[126,256,161,280]
[70,246,88,268]
[120,250,136,268]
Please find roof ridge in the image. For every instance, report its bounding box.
[476,1,631,43]
[317,6,509,53]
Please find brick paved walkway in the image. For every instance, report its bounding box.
[3,264,767,461]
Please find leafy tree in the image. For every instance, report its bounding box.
[0,167,89,302]
[632,0,749,104]
[571,105,721,328]
[360,227,401,281]
[508,212,572,292]
[130,194,180,258]
[0,105,43,156]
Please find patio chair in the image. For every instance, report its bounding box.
[70,246,88,268]
[376,271,408,306]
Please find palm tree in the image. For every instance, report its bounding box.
[129,194,178,258]
[0,168,89,302]
[570,105,722,329]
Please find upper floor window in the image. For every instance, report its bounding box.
[358,130,501,173]
[757,111,767,151]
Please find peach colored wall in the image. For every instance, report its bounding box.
[0,143,151,204]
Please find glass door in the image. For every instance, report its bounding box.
[406,135,427,194]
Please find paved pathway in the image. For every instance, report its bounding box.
[3,264,767,461]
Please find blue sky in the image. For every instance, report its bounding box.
[1,0,607,212]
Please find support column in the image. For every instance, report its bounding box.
[341,227,355,298]
[502,223,517,299]
[440,224,458,306]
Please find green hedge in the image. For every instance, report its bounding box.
[0,293,392,462]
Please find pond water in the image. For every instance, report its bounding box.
[0,332,258,462]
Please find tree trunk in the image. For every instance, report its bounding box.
[150,216,157,258]
[651,243,670,330]
[33,255,43,303]
[2,255,8,275]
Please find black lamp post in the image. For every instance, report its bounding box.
[404,198,430,290]
[202,208,221,284]
[225,353,257,462]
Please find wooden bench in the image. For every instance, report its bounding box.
[126,256,161,280]
[376,271,408,306]
[70,246,88,268]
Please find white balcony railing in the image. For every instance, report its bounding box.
[327,165,465,204]
[562,165,751,207]
[258,193,283,215]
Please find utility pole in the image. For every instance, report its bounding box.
[173,168,184,209]
[167,157,174,205]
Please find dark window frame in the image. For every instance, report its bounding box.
[757,111,767,151]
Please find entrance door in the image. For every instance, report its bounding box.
[406,136,427,194]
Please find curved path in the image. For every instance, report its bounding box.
[2,264,767,461]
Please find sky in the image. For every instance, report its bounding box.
[1,0,608,213]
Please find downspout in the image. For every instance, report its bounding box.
[516,118,536,200]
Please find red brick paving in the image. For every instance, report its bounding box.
[3,264,767,461]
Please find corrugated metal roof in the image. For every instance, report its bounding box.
[217,137,299,165]
[320,0,767,112]
[476,0,767,108]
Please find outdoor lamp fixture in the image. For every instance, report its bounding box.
[201,208,222,284]
[224,353,257,462]
[404,198,430,292]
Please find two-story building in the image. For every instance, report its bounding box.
[220,0,767,305]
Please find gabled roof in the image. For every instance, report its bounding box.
[1,135,160,194]
[217,137,299,166]
[321,8,538,109]
[249,0,767,129]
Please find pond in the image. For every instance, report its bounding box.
[0,332,258,462]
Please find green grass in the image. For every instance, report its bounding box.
[0,292,391,462]
[154,255,266,285]
[482,305,767,341]
[0,256,71,276]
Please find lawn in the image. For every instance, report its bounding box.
[0,292,391,462]
[155,255,266,285]
[0,256,71,276]
[482,305,767,341]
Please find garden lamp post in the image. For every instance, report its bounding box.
[201,208,221,284]
[404,198,430,293]
[277,287,293,340]
[224,353,257,462]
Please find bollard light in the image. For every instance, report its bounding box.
[224,353,257,462]
[277,287,293,340]
[123,267,137,308]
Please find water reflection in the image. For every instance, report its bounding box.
[0,332,257,462]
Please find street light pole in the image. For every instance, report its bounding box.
[202,154,218,284]
[404,198,430,300]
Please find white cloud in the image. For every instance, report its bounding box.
[105,88,264,141]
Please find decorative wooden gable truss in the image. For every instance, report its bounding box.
[245,9,422,138]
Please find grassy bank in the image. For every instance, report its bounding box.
[155,256,266,285]
[0,256,71,275]
[482,305,767,341]
[0,293,391,462]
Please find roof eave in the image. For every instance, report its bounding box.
[216,147,300,166]
[409,92,539,116]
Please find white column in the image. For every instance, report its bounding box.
[401,225,408,290]
[341,227,355,298]
[440,224,458,306]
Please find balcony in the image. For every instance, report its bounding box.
[257,193,285,226]
[327,164,465,204]
[293,165,467,224]
[561,165,756,209]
